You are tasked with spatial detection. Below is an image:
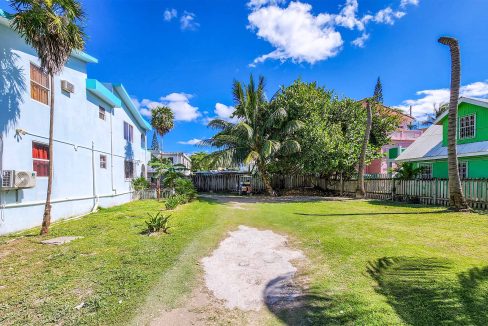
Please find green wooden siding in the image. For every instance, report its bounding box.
[414,155,488,178]
[441,102,488,146]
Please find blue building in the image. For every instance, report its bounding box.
[0,10,152,234]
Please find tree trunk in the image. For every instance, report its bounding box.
[356,100,373,199]
[156,178,161,201]
[438,37,470,211]
[40,74,55,235]
[257,161,274,196]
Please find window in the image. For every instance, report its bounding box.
[124,160,134,179]
[458,161,468,179]
[167,157,174,164]
[459,114,476,139]
[419,163,432,179]
[30,63,50,105]
[32,142,49,177]
[99,106,106,120]
[141,133,146,149]
[100,155,107,169]
[124,122,133,143]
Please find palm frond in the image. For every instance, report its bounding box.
[207,118,233,130]
[279,140,301,155]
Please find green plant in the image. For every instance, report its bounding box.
[145,212,171,233]
[132,177,150,190]
[175,178,197,201]
[393,162,425,180]
[165,196,180,210]
[151,106,174,137]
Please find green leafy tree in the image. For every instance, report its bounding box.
[10,0,86,235]
[131,177,150,190]
[438,36,469,211]
[151,106,174,146]
[149,158,188,198]
[374,77,383,104]
[204,75,303,195]
[190,152,213,172]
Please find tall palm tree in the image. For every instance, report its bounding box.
[438,36,470,211]
[10,0,86,235]
[356,98,373,198]
[150,106,174,198]
[204,75,303,195]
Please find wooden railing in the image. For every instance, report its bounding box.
[192,173,488,209]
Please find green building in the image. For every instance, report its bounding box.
[396,97,488,179]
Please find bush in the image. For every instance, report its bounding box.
[145,212,171,233]
[174,178,197,201]
[165,194,190,210]
[132,177,150,191]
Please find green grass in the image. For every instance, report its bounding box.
[1,198,488,325]
[0,199,220,325]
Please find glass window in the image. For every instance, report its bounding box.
[99,106,106,120]
[30,63,50,105]
[419,163,432,179]
[124,160,134,179]
[32,142,49,177]
[459,114,475,139]
[100,155,107,169]
[458,161,468,179]
[141,133,146,149]
[124,122,133,143]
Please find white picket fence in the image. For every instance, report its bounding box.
[192,173,488,209]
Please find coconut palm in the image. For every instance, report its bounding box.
[10,0,86,235]
[204,75,303,195]
[423,103,449,125]
[356,98,373,198]
[438,36,470,211]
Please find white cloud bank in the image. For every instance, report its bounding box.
[133,93,201,122]
[178,138,202,145]
[247,0,413,66]
[397,81,488,118]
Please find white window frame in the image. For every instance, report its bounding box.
[99,106,106,121]
[30,62,51,106]
[418,163,433,179]
[458,161,468,179]
[459,114,476,140]
[124,121,134,143]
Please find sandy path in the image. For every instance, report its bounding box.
[148,225,306,325]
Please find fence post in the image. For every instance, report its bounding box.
[433,178,437,205]
[391,178,396,201]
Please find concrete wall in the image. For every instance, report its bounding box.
[0,25,149,234]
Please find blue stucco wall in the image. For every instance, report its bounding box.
[0,25,149,234]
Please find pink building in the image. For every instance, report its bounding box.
[365,109,423,175]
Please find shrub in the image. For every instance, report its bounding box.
[174,178,197,201]
[132,177,150,191]
[145,212,171,233]
[165,196,180,210]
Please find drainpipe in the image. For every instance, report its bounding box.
[110,108,116,194]
[91,141,99,212]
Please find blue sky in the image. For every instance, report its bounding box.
[3,0,488,153]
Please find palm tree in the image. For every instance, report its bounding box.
[356,98,373,198]
[204,75,303,195]
[150,106,174,198]
[438,36,470,211]
[149,158,187,198]
[423,103,449,125]
[10,0,86,235]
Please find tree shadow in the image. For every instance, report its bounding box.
[458,266,488,325]
[367,257,472,325]
[294,211,445,217]
[0,44,26,170]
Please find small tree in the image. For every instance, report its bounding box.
[10,0,86,235]
[151,133,159,151]
[374,77,383,104]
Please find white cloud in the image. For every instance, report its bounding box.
[400,0,419,8]
[373,7,405,25]
[397,81,488,118]
[178,138,202,145]
[214,103,238,122]
[352,32,369,48]
[164,8,177,22]
[133,93,201,122]
[247,0,411,65]
[180,11,200,31]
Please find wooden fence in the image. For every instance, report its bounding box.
[192,173,488,209]
[132,188,173,200]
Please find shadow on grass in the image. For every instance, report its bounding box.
[367,257,488,325]
[294,211,445,217]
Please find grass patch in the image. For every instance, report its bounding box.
[0,199,218,325]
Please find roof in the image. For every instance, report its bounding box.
[113,84,152,131]
[434,97,488,125]
[396,124,488,162]
[0,9,98,64]
[86,79,122,107]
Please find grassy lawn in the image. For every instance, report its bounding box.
[1,197,488,325]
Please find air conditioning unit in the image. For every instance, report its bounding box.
[61,80,75,93]
[0,170,36,189]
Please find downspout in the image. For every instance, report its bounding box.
[110,108,116,194]
[91,141,99,212]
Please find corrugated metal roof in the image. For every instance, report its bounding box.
[397,124,488,161]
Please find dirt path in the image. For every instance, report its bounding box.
[147,223,307,325]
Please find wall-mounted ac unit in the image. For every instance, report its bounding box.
[61,80,75,93]
[0,170,36,189]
